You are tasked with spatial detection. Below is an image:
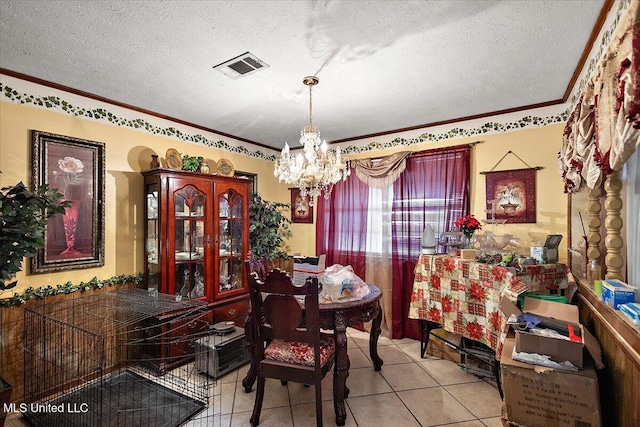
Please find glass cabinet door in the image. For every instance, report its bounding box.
[145,183,160,292]
[173,184,208,300]
[218,189,245,295]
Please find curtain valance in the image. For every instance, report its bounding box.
[560,2,640,193]
[353,151,411,188]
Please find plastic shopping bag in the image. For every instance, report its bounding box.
[321,264,369,302]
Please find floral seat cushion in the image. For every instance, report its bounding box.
[264,336,335,366]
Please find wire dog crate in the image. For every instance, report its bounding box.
[23,288,216,427]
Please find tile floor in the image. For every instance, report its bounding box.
[6,328,503,427]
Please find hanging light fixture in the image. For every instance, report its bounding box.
[273,76,350,204]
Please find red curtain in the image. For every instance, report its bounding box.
[316,145,470,339]
[391,146,471,339]
[316,173,369,279]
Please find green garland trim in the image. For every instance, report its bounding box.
[0,273,145,308]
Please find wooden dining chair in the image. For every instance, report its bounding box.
[247,269,335,427]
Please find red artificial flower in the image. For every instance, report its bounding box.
[454,215,482,235]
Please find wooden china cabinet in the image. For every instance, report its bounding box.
[141,168,250,373]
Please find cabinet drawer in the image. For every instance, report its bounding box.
[213,299,249,326]
[167,312,209,359]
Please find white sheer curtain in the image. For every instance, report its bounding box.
[623,148,639,288]
[364,186,394,336]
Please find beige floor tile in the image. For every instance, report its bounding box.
[347,392,421,426]
[348,345,374,369]
[229,407,293,427]
[348,331,395,348]
[211,392,222,415]
[390,334,426,346]
[291,401,358,427]
[396,340,426,361]
[480,416,504,427]
[218,414,232,427]
[287,373,335,405]
[4,415,29,427]
[398,387,475,427]
[419,358,481,386]
[212,379,223,396]
[220,368,239,383]
[381,362,439,391]
[231,378,290,414]
[368,343,414,365]
[342,366,393,397]
[185,411,231,427]
[442,421,486,427]
[348,334,371,349]
[220,381,238,414]
[445,381,502,419]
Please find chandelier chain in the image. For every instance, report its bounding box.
[308,81,313,127]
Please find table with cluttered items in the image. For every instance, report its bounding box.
[243,264,382,427]
[408,254,570,360]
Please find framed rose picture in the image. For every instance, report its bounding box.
[31,131,105,273]
[484,168,536,223]
[290,188,313,223]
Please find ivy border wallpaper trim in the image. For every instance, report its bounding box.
[0,80,568,159]
[0,2,629,159]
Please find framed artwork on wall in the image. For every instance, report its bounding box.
[31,130,106,273]
[484,168,537,224]
[290,188,313,223]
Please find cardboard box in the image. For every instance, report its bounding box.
[530,246,544,264]
[501,338,601,427]
[293,271,323,286]
[293,254,326,272]
[500,297,585,368]
[530,234,562,264]
[426,329,462,364]
[619,302,640,326]
[601,279,636,309]
[293,254,326,286]
[460,249,477,260]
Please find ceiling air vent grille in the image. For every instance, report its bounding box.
[213,52,269,78]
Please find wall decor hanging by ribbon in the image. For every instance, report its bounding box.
[481,151,542,224]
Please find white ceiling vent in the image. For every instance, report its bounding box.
[213,52,269,78]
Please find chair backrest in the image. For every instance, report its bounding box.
[247,268,321,357]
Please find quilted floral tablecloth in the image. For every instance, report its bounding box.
[408,254,569,359]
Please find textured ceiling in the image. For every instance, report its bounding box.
[0,0,606,150]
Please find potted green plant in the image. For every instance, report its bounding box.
[181,154,203,172]
[248,193,292,261]
[0,180,66,424]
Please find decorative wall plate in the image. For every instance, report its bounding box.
[216,158,235,177]
[166,148,182,169]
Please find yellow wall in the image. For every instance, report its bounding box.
[295,124,569,258]
[1,96,568,297]
[0,101,284,295]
